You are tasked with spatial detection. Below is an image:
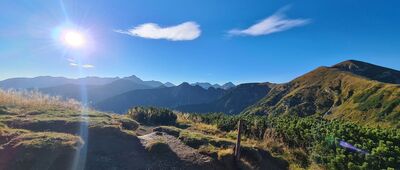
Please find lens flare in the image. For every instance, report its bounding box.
[339,140,368,154]
[63,30,85,47]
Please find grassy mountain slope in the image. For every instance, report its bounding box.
[177,83,275,114]
[243,60,400,127]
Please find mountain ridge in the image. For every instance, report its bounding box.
[243,60,400,127]
[177,82,276,114]
[0,75,171,90]
[190,82,235,90]
[95,82,227,113]
[332,60,400,84]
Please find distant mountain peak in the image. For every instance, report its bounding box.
[332,60,375,70]
[164,82,175,87]
[179,82,191,87]
[190,82,212,88]
[223,82,235,86]
[123,75,143,82]
[221,82,235,89]
[190,82,235,90]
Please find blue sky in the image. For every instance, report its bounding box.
[0,0,400,85]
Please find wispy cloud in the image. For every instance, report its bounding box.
[82,64,94,68]
[115,21,201,41]
[228,7,311,36]
[69,62,78,67]
[69,62,94,69]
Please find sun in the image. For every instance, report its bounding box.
[62,30,85,48]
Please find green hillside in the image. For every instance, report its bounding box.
[243,61,400,128]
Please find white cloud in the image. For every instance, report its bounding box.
[228,7,311,36]
[82,64,94,68]
[115,21,201,41]
[69,62,94,69]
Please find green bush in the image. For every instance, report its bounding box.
[188,113,400,169]
[127,107,177,125]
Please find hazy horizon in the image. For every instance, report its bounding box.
[1,58,399,85]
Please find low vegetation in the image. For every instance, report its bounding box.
[127,106,177,125]
[185,113,400,169]
[158,114,289,169]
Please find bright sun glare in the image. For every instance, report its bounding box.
[63,30,85,48]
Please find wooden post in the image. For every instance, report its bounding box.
[234,119,242,160]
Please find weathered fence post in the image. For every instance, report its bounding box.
[234,119,242,160]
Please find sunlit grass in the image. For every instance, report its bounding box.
[0,89,81,111]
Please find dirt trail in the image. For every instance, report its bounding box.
[135,125,155,136]
[139,132,214,166]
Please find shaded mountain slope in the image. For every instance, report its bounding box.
[95,83,226,114]
[123,75,164,88]
[243,60,400,127]
[177,83,275,114]
[39,79,152,103]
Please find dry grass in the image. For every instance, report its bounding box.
[0,89,81,111]
[14,131,83,149]
[217,148,234,160]
[188,123,221,135]
[0,89,139,135]
[258,128,287,154]
[176,113,259,148]
[175,112,194,124]
[256,128,317,169]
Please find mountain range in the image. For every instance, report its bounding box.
[0,60,399,127]
[0,75,236,111]
[95,83,227,113]
[177,82,276,114]
[0,76,119,89]
[190,82,235,90]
